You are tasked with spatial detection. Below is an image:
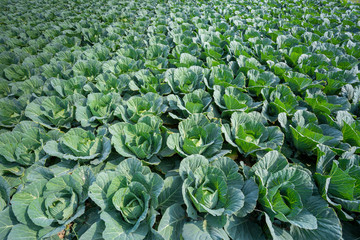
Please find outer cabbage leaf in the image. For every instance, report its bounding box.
[182,220,230,240]
[157,204,186,240]
[290,196,342,240]
[0,206,19,240]
[225,215,266,240]
[0,177,10,211]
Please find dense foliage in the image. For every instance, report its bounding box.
[0,0,360,239]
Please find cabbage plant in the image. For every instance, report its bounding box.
[167,89,213,120]
[170,52,203,68]
[84,72,129,94]
[247,69,280,96]
[0,121,57,168]
[109,115,163,164]
[103,56,143,76]
[297,53,331,77]
[0,79,11,98]
[323,111,360,149]
[72,59,102,81]
[41,61,72,79]
[25,96,76,129]
[315,145,360,220]
[9,166,94,239]
[205,64,245,89]
[236,55,265,75]
[43,127,111,165]
[129,69,171,95]
[11,76,44,98]
[76,92,121,127]
[165,66,205,94]
[305,89,350,118]
[261,85,301,122]
[214,85,261,117]
[89,158,164,240]
[177,154,258,239]
[283,71,323,95]
[222,112,284,156]
[43,76,87,98]
[167,114,225,159]
[180,154,248,218]
[250,151,342,240]
[4,63,32,81]
[1,0,359,239]
[115,93,167,123]
[0,97,26,128]
[278,110,343,155]
[250,151,316,228]
[341,116,360,148]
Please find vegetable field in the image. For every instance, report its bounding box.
[0,0,360,239]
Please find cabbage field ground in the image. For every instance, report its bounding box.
[1,0,360,239]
